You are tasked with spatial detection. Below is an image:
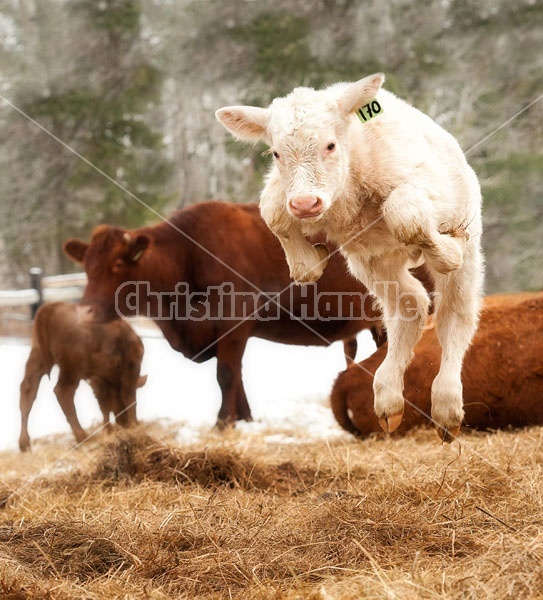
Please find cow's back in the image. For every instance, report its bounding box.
[131,202,383,348]
[177,202,291,290]
[179,202,384,344]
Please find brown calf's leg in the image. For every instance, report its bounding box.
[97,395,114,431]
[54,374,87,444]
[115,392,138,427]
[119,369,140,427]
[90,379,113,430]
[19,349,47,452]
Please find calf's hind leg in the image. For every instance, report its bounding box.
[54,373,87,444]
[430,246,483,441]
[90,380,115,431]
[19,349,47,452]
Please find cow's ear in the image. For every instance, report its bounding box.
[338,73,385,115]
[63,239,88,263]
[215,105,269,142]
[129,234,149,262]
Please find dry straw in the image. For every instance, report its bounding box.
[0,423,542,599]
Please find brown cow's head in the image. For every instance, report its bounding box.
[64,226,150,322]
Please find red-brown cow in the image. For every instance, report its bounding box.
[331,293,543,437]
[19,302,146,451]
[64,201,431,426]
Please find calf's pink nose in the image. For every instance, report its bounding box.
[289,196,323,219]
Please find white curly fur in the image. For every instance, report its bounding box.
[216,73,484,437]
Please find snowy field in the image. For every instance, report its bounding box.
[0,327,378,452]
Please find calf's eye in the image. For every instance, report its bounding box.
[273,151,280,159]
[326,142,336,152]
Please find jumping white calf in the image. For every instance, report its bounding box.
[216,73,484,441]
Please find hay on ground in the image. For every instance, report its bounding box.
[0,425,542,599]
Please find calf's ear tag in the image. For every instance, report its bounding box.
[357,98,383,124]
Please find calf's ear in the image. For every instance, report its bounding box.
[215,105,269,143]
[63,239,88,263]
[338,73,385,115]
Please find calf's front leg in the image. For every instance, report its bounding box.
[382,184,466,275]
[261,194,329,284]
[278,232,330,284]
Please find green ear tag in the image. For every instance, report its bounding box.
[356,98,383,124]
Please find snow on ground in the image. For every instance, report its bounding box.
[0,329,377,452]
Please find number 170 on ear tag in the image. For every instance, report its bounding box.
[357,99,383,124]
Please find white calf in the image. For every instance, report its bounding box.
[216,73,484,441]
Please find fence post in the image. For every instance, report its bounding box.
[29,267,43,319]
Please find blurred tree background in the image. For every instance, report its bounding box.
[0,0,541,292]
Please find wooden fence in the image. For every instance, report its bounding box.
[0,269,86,314]
[0,270,161,338]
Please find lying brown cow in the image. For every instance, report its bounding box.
[19,302,146,451]
[331,293,543,437]
[64,201,431,425]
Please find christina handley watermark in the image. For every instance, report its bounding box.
[115,281,441,326]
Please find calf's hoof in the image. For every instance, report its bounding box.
[19,439,31,453]
[436,425,461,444]
[431,395,464,443]
[378,412,403,434]
[373,375,404,435]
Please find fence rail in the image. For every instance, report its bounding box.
[0,289,40,308]
[0,270,86,309]
[0,269,161,338]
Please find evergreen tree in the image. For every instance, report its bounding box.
[1,0,173,279]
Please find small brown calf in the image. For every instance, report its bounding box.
[19,302,146,451]
[331,293,543,437]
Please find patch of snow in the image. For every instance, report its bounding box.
[0,329,377,452]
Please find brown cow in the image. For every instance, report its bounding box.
[19,302,146,451]
[64,201,431,426]
[331,293,543,438]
